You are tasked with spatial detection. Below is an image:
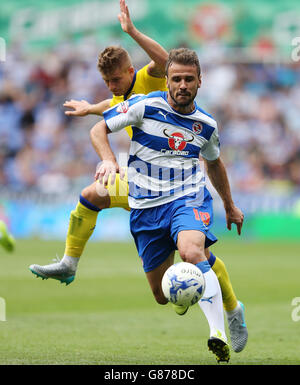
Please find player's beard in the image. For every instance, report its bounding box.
[169,88,197,110]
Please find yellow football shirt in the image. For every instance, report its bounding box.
[109,64,167,138]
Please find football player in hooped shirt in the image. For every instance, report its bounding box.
[29,0,247,355]
[90,48,245,362]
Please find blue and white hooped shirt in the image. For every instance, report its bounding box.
[103,91,220,209]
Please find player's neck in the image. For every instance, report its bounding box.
[123,70,136,99]
[167,93,196,114]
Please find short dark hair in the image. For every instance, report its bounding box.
[97,46,132,76]
[165,48,201,77]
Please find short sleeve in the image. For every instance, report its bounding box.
[104,95,146,133]
[200,126,220,161]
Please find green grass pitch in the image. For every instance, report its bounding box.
[0,238,299,365]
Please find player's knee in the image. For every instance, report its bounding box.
[81,185,95,202]
[81,183,109,209]
[179,244,205,265]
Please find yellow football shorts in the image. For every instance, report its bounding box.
[99,171,130,210]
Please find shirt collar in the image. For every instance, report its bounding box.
[124,70,137,100]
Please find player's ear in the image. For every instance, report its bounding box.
[198,75,202,89]
[128,66,135,76]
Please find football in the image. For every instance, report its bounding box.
[161,262,205,307]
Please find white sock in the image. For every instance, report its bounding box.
[196,262,227,342]
[61,255,79,271]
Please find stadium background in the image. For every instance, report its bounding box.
[0,0,300,242]
[0,0,300,366]
[1,0,300,242]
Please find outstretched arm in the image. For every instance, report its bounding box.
[118,0,168,77]
[205,157,244,235]
[64,98,112,117]
[90,120,124,185]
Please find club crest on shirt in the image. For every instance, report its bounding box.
[161,129,194,155]
[192,122,203,135]
[117,101,129,113]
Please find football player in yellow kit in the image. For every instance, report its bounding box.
[0,220,15,252]
[29,0,247,353]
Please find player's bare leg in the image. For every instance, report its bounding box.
[83,183,110,207]
[145,252,175,305]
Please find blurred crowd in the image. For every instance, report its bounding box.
[0,42,299,195]
[199,57,300,194]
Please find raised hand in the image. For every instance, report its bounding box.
[118,0,134,34]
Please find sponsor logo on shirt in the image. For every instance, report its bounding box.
[161,129,194,155]
[192,122,203,135]
[158,110,169,120]
[116,101,129,113]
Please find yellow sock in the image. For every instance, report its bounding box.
[64,200,99,258]
[209,252,238,312]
